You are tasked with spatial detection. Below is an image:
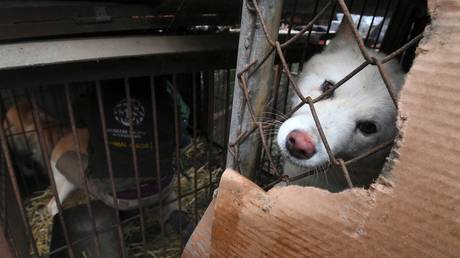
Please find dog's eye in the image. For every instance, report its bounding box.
[357,121,378,135]
[320,80,335,99]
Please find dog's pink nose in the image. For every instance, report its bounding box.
[286,130,316,159]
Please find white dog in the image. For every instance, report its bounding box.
[276,20,405,192]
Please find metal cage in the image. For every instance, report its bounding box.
[0,33,237,257]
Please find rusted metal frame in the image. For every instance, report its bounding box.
[28,92,75,258]
[0,111,40,257]
[374,58,398,107]
[344,139,394,165]
[1,50,238,91]
[281,0,334,48]
[123,78,148,257]
[149,77,166,241]
[192,73,199,223]
[356,0,369,30]
[337,0,374,63]
[95,82,128,258]
[338,159,354,188]
[364,0,381,46]
[381,33,424,63]
[206,71,215,198]
[170,75,184,248]
[250,0,277,47]
[63,84,103,258]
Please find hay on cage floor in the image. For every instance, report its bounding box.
[26,190,54,255]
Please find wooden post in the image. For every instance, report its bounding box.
[226,0,284,178]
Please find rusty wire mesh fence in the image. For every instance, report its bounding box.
[227,0,426,189]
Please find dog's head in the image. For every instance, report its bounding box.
[277,19,405,169]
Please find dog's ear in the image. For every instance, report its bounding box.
[326,17,361,53]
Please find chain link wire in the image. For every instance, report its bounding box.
[229,0,424,188]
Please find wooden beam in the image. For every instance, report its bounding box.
[226,0,284,178]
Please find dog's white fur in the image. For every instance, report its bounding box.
[47,129,87,215]
[276,20,405,192]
